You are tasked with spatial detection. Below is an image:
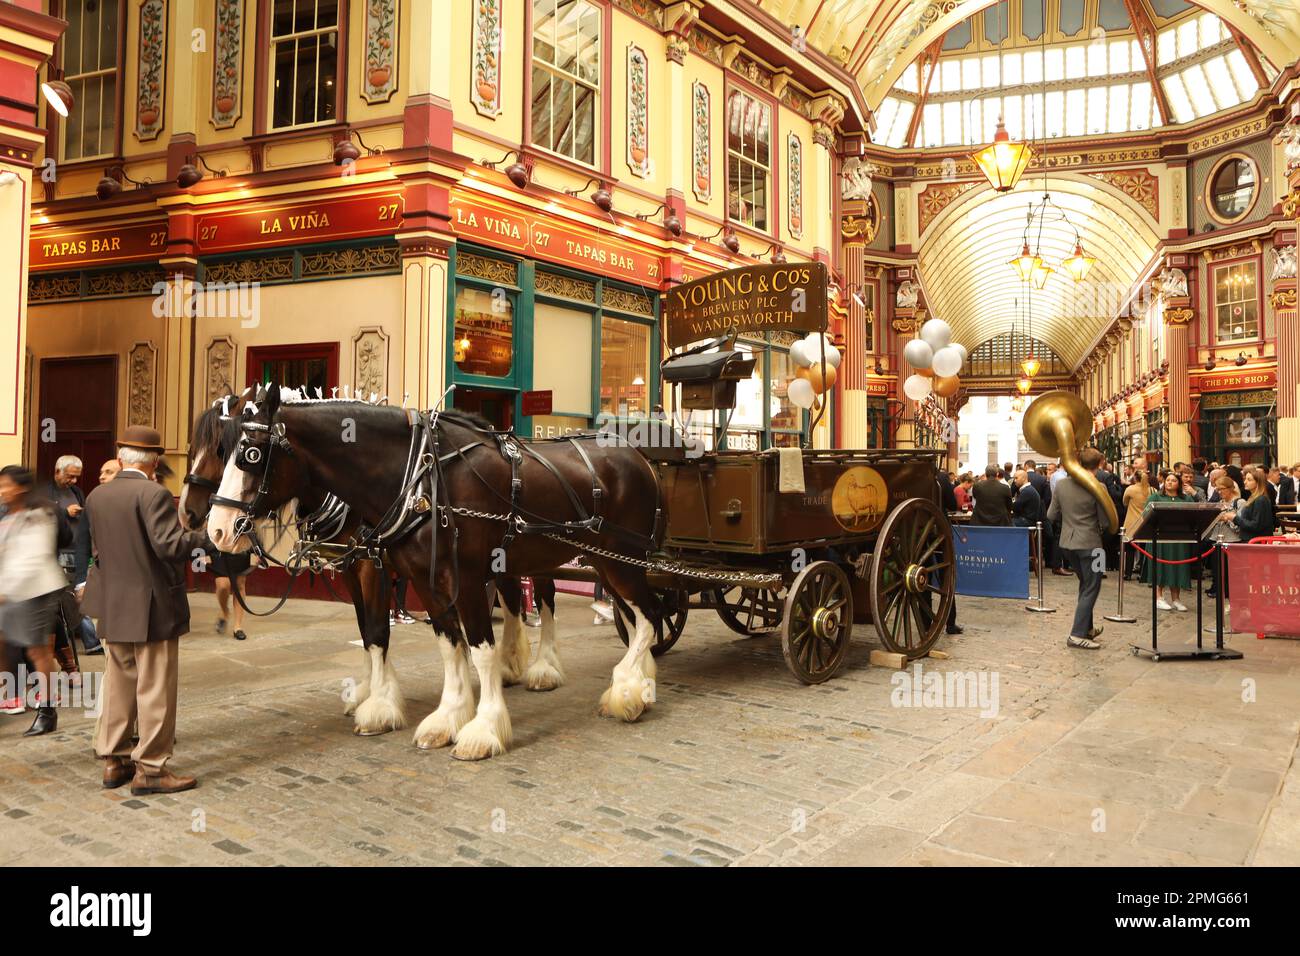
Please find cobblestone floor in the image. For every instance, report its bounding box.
[2,573,1297,867]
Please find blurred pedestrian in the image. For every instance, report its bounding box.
[0,465,68,735]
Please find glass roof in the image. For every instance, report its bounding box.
[873,8,1274,148]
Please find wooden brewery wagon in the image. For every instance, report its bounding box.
[592,261,957,684]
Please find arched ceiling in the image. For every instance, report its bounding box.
[754,0,1300,112]
[916,175,1161,367]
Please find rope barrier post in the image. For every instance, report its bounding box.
[1025,521,1055,613]
[1104,533,1137,624]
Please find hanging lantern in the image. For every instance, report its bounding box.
[1016,376,1033,395]
[1030,260,1054,290]
[1021,355,1041,378]
[1062,241,1096,282]
[1008,242,1041,282]
[970,117,1035,193]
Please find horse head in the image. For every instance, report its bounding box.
[206,383,305,553]
[181,387,251,530]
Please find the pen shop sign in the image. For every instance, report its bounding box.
[664,261,829,349]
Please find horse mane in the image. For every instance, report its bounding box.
[194,394,244,457]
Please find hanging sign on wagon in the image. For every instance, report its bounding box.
[193,192,405,254]
[663,261,829,349]
[30,220,169,271]
[449,192,663,286]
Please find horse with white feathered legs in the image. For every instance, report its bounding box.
[181,390,563,742]
[206,385,667,760]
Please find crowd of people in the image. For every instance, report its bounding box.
[947,455,1297,650]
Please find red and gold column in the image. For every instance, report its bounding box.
[0,2,64,464]
[1277,172,1299,464]
[1163,297,1195,465]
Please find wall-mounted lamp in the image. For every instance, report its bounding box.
[752,242,787,263]
[41,79,74,118]
[700,224,740,253]
[634,202,682,237]
[566,176,613,212]
[873,360,885,376]
[95,165,155,201]
[333,128,384,166]
[478,149,530,188]
[176,152,228,189]
[1235,352,1248,367]
[1204,357,1216,371]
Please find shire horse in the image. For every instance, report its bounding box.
[181,391,560,741]
[206,387,666,760]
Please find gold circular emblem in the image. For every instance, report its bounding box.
[830,466,888,533]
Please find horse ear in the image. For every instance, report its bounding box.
[265,382,281,419]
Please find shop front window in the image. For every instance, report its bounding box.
[1214,262,1258,343]
[270,0,340,129]
[769,348,801,439]
[535,301,593,416]
[455,285,514,378]
[600,316,650,417]
[246,342,338,393]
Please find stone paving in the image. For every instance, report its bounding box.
[1,572,1298,867]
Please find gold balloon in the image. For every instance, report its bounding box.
[808,363,837,393]
[916,366,935,378]
[933,374,960,397]
[794,366,811,381]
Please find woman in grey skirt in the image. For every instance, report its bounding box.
[0,465,69,736]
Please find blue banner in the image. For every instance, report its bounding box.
[953,525,1031,599]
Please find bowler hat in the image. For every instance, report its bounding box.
[116,425,165,453]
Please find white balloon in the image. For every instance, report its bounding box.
[903,374,933,402]
[920,318,952,351]
[789,340,813,367]
[903,338,934,369]
[932,345,963,377]
[787,377,816,409]
[951,342,968,363]
[821,342,842,369]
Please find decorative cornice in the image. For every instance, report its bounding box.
[1187,115,1270,153]
[1164,306,1195,326]
[1270,288,1296,310]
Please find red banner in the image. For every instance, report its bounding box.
[1225,542,1300,636]
[30,220,169,271]
[449,191,663,287]
[194,192,404,254]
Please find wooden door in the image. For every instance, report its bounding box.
[36,356,118,494]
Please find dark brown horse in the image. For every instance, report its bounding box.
[182,392,561,742]
[206,388,662,759]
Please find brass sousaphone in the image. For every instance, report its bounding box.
[1022,390,1119,534]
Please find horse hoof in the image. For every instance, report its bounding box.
[525,661,564,692]
[598,683,647,722]
[449,716,509,760]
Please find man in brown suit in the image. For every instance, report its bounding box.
[84,426,208,794]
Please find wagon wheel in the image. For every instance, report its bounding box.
[614,588,688,658]
[869,497,955,660]
[781,561,853,685]
[714,586,784,636]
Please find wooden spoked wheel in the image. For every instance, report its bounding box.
[614,588,688,658]
[714,586,784,636]
[869,497,955,660]
[780,561,853,684]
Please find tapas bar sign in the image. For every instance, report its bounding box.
[664,261,828,348]
[194,192,405,254]
[30,221,169,271]
[449,192,663,286]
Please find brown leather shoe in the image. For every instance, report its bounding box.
[130,767,198,796]
[102,756,133,790]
